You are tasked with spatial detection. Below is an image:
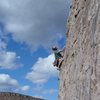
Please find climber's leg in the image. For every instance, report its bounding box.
[58,58,64,68]
[56,59,59,67]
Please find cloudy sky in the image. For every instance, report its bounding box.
[0,0,70,100]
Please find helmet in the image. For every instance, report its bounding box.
[52,46,58,51]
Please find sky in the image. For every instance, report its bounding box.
[0,0,70,100]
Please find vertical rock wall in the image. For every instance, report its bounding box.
[59,0,100,100]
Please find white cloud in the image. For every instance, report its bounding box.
[0,51,22,69]
[0,74,18,88]
[32,86,58,100]
[33,95,43,99]
[0,74,30,92]
[33,86,57,96]
[26,54,59,84]
[42,89,57,95]
[19,85,30,91]
[0,39,7,50]
[0,39,22,69]
[0,0,70,51]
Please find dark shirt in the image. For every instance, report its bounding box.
[54,50,63,60]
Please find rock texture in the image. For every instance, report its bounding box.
[0,92,44,100]
[59,0,100,100]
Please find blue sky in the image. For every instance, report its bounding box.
[0,0,70,100]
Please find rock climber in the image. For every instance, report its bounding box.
[52,46,65,70]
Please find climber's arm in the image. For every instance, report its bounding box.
[59,46,65,53]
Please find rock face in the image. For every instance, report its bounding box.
[59,0,100,100]
[0,92,43,100]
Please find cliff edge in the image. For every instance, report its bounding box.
[59,0,100,100]
[0,92,44,100]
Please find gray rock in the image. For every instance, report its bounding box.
[59,0,100,100]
